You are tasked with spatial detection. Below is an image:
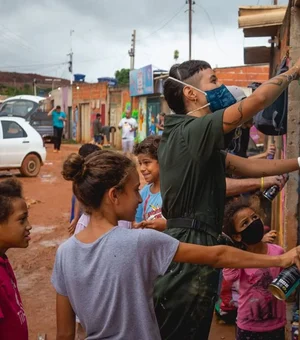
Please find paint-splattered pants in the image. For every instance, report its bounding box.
[154,227,220,340]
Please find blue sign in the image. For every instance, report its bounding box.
[130,65,154,97]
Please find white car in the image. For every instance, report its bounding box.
[0,116,46,177]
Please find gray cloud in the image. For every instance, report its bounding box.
[0,0,288,81]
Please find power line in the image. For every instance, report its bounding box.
[195,3,228,57]
[0,61,68,71]
[137,3,186,42]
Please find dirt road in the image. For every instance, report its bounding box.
[2,144,235,339]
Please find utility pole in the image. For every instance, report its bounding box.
[273,0,278,5]
[187,0,195,60]
[33,78,37,96]
[128,30,136,70]
[68,29,74,85]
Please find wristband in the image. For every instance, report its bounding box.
[298,157,300,168]
[260,177,264,192]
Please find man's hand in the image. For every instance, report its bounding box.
[264,175,285,190]
[280,246,300,269]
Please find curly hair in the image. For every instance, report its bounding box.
[0,178,23,223]
[133,135,161,160]
[223,199,251,238]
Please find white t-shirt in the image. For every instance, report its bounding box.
[118,117,137,140]
[75,213,131,235]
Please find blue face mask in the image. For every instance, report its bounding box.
[168,77,237,114]
[205,84,237,112]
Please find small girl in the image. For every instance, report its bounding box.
[133,135,166,232]
[52,150,299,339]
[0,179,31,339]
[223,200,286,340]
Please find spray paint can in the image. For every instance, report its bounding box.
[267,153,274,160]
[268,265,300,300]
[263,174,289,202]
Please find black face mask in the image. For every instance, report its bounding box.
[241,219,264,245]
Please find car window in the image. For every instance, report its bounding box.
[0,100,35,117]
[1,121,28,139]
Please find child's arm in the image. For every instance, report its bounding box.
[68,199,81,235]
[173,243,300,269]
[142,218,166,232]
[56,293,75,340]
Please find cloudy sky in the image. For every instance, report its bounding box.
[0,0,288,82]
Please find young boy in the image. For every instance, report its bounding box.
[133,135,166,232]
[0,179,31,339]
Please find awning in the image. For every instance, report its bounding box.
[239,5,287,38]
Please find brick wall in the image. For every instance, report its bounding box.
[214,64,270,87]
[72,82,108,125]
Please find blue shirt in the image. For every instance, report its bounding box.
[135,184,163,222]
[52,110,66,128]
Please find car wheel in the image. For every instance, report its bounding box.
[20,154,41,177]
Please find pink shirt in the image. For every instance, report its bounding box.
[0,255,28,339]
[223,244,286,332]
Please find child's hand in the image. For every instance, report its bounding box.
[68,219,77,235]
[280,246,300,269]
[262,230,277,244]
[132,221,145,229]
[142,218,166,232]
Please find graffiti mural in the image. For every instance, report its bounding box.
[138,97,147,141]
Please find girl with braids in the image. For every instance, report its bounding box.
[153,58,300,339]
[52,150,300,340]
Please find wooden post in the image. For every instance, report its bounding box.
[284,3,300,251]
[283,3,300,339]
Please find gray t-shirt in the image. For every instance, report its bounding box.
[51,227,179,340]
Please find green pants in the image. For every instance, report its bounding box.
[154,227,220,340]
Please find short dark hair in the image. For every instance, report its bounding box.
[62,150,136,212]
[0,179,23,223]
[96,113,101,118]
[133,135,161,160]
[56,105,61,110]
[164,60,211,115]
[78,143,101,158]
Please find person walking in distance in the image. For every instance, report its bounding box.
[93,114,103,145]
[48,105,67,153]
[118,110,137,153]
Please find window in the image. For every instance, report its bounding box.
[1,121,28,139]
[0,100,35,118]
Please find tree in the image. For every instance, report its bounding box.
[174,50,179,62]
[115,68,130,86]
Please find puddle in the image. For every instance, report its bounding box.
[39,239,66,248]
[44,162,53,166]
[40,174,57,183]
[31,225,56,234]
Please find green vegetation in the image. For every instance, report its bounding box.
[115,68,130,86]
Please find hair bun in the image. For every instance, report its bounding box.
[62,153,86,182]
